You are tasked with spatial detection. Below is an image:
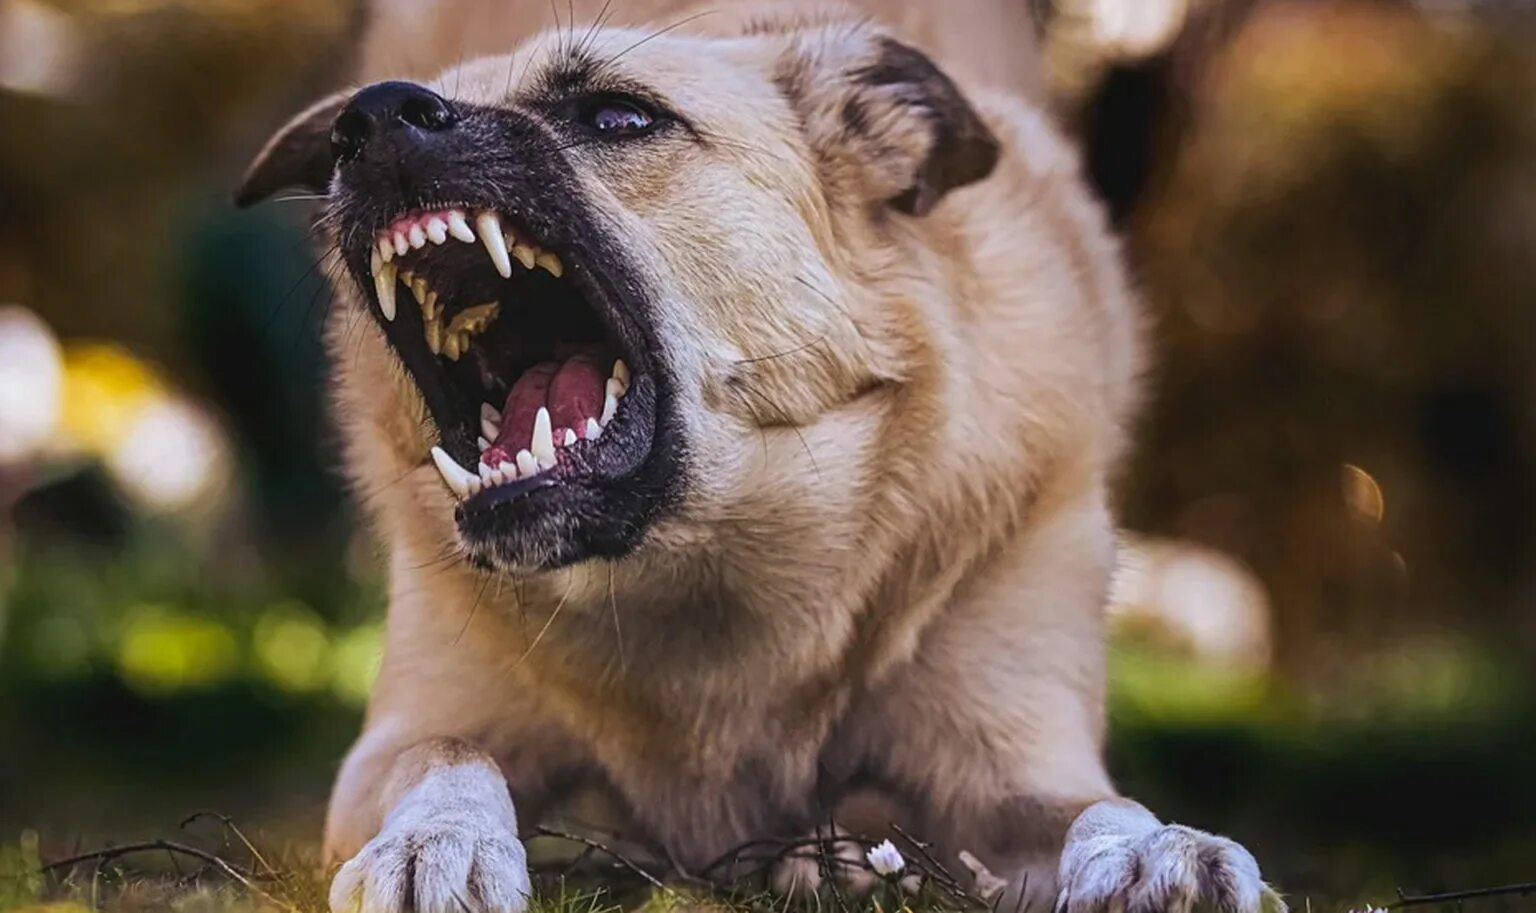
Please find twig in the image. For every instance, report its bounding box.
[39,840,294,911]
[892,824,993,909]
[180,811,282,879]
[529,826,671,893]
[1391,882,1536,909]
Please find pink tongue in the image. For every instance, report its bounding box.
[490,354,606,456]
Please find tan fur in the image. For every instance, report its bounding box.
[254,4,1275,910]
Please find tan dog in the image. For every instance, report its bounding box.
[239,4,1280,912]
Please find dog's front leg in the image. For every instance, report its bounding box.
[845,482,1282,912]
[327,736,530,913]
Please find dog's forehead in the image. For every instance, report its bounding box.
[441,27,777,112]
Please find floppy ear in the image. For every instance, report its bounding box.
[777,33,1000,217]
[235,90,351,208]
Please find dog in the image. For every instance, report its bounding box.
[237,3,1280,911]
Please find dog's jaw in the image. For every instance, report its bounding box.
[324,98,690,572]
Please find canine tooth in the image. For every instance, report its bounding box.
[481,403,502,441]
[584,417,602,440]
[535,252,564,278]
[425,217,448,245]
[425,316,442,354]
[613,359,630,386]
[430,446,479,500]
[370,248,382,277]
[393,232,409,257]
[599,392,617,426]
[606,377,626,400]
[411,277,429,305]
[478,436,491,452]
[446,210,475,243]
[443,332,462,360]
[476,212,513,278]
[377,236,394,263]
[408,225,427,249]
[516,449,539,477]
[498,460,518,479]
[562,428,577,447]
[374,260,398,321]
[511,243,536,271]
[531,407,556,467]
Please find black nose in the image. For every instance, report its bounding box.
[331,81,459,163]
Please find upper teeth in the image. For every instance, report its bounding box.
[367,208,569,355]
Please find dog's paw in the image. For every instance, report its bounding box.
[1057,804,1283,913]
[329,763,530,913]
[769,828,878,898]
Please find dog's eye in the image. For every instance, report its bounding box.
[576,97,657,137]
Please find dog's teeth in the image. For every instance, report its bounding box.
[475,212,513,278]
[423,291,439,321]
[425,316,442,354]
[411,278,429,305]
[498,459,518,480]
[599,391,617,426]
[535,252,564,278]
[399,269,415,285]
[377,236,394,263]
[443,332,462,360]
[373,258,398,322]
[478,461,506,487]
[430,446,479,500]
[393,232,409,257]
[477,435,491,452]
[613,359,630,386]
[584,417,603,440]
[446,210,476,243]
[446,302,500,338]
[531,407,557,467]
[408,225,427,249]
[515,449,539,477]
[562,428,577,447]
[605,377,627,401]
[511,243,537,271]
[425,217,448,245]
[370,248,382,277]
[481,403,502,442]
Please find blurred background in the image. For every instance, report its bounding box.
[0,0,1533,909]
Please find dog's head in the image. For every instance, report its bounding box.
[239,17,999,573]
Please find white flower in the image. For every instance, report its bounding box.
[866,839,905,877]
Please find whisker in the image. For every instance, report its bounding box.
[511,569,576,670]
[591,10,716,73]
[734,334,828,366]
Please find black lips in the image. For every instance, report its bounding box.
[327,91,688,569]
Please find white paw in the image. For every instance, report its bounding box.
[1057,819,1281,913]
[329,763,531,913]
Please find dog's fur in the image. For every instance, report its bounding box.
[242,3,1278,911]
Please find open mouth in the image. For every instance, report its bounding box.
[359,205,656,511]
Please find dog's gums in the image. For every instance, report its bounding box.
[365,205,633,500]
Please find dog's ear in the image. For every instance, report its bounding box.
[777,33,1000,217]
[236,90,351,208]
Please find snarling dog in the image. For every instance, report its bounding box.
[239,6,1281,912]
